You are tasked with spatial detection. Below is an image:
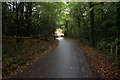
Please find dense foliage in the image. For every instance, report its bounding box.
[63,2,120,66]
[64,2,120,46]
[2,2,65,39]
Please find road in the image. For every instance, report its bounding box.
[15,38,93,78]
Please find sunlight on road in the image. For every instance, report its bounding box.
[56,37,63,40]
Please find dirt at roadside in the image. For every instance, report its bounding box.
[65,38,120,78]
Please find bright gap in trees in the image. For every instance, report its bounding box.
[55,28,64,40]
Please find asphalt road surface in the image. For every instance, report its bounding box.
[15,38,93,78]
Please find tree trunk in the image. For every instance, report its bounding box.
[16,2,18,20]
[78,18,80,28]
[64,20,68,37]
[90,2,95,47]
[116,2,120,37]
[13,2,15,12]
[16,2,19,36]
[26,2,32,36]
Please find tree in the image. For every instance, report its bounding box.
[89,2,95,47]
[116,2,120,37]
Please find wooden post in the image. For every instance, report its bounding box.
[30,35,33,48]
[14,35,17,55]
[110,45,113,57]
[115,45,118,62]
[39,35,41,43]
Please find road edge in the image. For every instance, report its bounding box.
[64,38,120,78]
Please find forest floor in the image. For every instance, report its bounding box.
[2,39,59,78]
[65,38,120,78]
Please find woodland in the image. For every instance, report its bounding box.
[2,2,120,77]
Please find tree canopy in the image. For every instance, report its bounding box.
[2,2,120,47]
[2,2,65,39]
[62,2,120,48]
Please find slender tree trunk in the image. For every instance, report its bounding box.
[65,20,68,37]
[26,2,32,36]
[16,2,18,20]
[116,2,120,37]
[20,2,24,17]
[78,18,80,28]
[90,2,95,47]
[29,2,32,16]
[20,2,24,36]
[16,2,19,37]
[13,2,15,12]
